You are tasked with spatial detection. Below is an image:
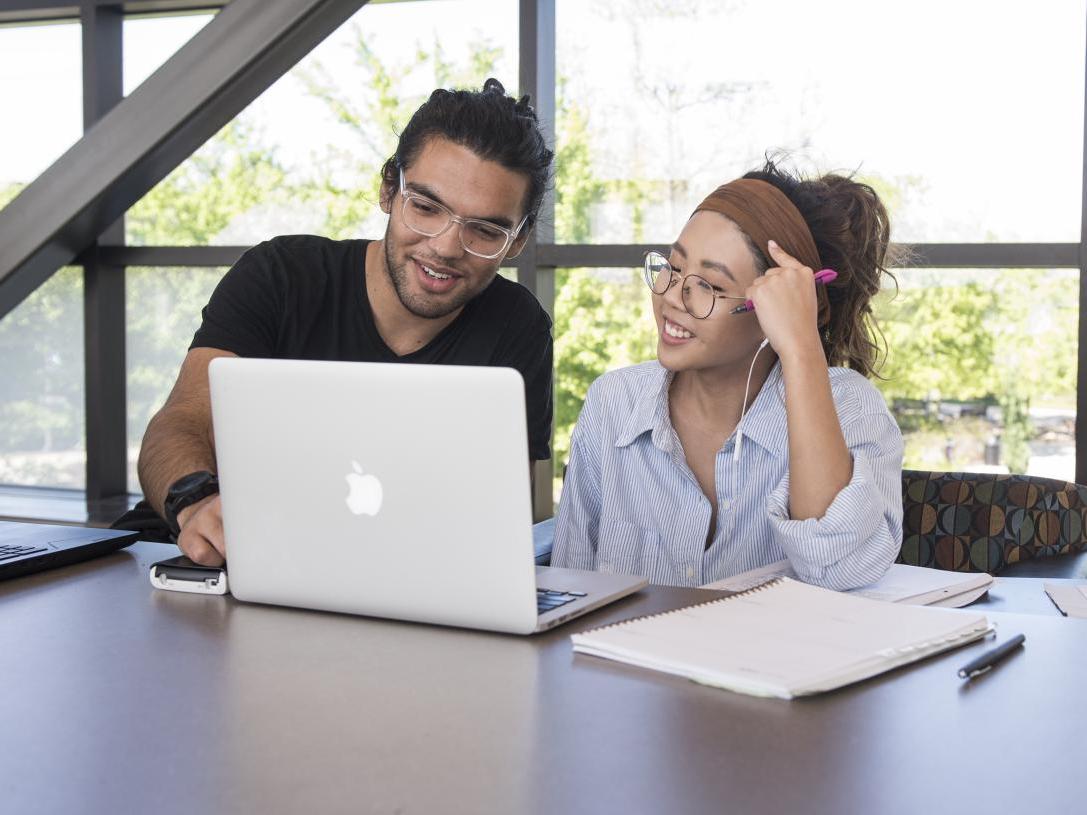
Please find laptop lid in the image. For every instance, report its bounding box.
[209,358,540,634]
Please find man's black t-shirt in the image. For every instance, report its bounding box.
[191,235,553,459]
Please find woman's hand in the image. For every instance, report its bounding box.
[745,240,825,364]
[748,242,851,520]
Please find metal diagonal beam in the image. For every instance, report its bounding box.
[0,0,368,320]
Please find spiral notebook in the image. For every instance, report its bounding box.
[571,577,992,699]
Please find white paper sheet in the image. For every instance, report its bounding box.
[703,560,993,607]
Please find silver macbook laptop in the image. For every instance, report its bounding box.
[208,358,646,634]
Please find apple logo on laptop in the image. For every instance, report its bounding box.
[345,461,383,516]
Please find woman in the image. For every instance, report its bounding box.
[551,161,903,590]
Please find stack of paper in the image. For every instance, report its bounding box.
[703,560,993,608]
[1044,582,1087,618]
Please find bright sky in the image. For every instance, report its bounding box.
[559,0,1087,243]
[0,0,1083,244]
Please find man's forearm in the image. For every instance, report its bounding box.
[137,408,217,516]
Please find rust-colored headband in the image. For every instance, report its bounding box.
[692,178,821,273]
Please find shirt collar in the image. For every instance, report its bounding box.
[613,360,788,457]
[615,363,673,450]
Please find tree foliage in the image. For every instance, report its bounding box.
[0,266,84,484]
[126,121,289,246]
[552,270,656,467]
[875,269,1076,472]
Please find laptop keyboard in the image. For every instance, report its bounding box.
[0,544,48,563]
[537,587,586,615]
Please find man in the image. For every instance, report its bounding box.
[131,79,554,566]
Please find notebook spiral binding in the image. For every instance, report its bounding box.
[579,576,788,636]
[874,625,995,659]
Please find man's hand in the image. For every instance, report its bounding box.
[176,494,226,566]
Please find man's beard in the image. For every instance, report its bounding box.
[383,231,487,319]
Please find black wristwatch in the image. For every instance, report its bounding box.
[163,471,220,536]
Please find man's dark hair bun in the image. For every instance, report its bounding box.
[380,78,554,231]
[514,94,536,119]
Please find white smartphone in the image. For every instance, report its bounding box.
[149,555,229,595]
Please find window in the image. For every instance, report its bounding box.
[126,266,229,492]
[556,0,1086,244]
[126,0,519,247]
[877,268,1077,479]
[123,12,215,95]
[0,269,85,488]
[553,266,656,500]
[2,0,1085,512]
[0,22,82,207]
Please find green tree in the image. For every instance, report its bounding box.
[875,268,1077,473]
[553,80,604,245]
[875,277,999,404]
[552,270,656,469]
[122,118,294,479]
[0,267,85,485]
[126,120,288,245]
[550,81,659,474]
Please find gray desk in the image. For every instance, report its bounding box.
[4,542,1086,815]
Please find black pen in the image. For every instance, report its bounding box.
[957,633,1026,679]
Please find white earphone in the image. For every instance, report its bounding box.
[733,338,770,463]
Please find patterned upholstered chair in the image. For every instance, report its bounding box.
[899,470,1087,574]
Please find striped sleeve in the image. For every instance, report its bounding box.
[551,384,605,571]
[765,411,904,591]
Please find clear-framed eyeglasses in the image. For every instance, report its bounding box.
[398,167,528,260]
[642,251,747,320]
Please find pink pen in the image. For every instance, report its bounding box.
[730,268,838,315]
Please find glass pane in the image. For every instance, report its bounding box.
[0,23,82,201]
[0,268,85,488]
[123,13,215,95]
[126,267,228,493]
[556,0,1086,244]
[875,268,1077,480]
[553,267,656,500]
[126,0,518,246]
